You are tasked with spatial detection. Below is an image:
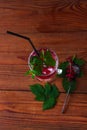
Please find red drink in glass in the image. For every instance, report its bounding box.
[28,48,58,82]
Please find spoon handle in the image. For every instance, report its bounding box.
[62,86,71,113]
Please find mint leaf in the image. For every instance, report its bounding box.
[43,97,56,110]
[24,70,31,76]
[43,83,60,110]
[44,50,56,66]
[58,61,69,77]
[45,83,51,96]
[40,49,45,59]
[33,65,42,76]
[44,83,60,99]
[35,95,45,101]
[50,84,60,98]
[73,57,85,66]
[31,73,35,79]
[63,78,76,93]
[59,61,69,69]
[30,84,44,96]
[72,55,76,61]
[30,56,43,66]
[30,56,43,76]
[24,70,36,78]
[30,83,60,110]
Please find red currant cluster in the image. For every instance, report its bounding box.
[66,57,76,81]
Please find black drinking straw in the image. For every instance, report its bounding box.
[7,31,39,56]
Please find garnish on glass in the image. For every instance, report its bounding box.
[25,48,57,80]
[57,55,85,113]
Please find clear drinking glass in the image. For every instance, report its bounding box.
[28,48,58,82]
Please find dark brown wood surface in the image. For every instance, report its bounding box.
[0,0,87,130]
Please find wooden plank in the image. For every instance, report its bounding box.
[0,0,87,33]
[0,64,86,92]
[0,91,87,130]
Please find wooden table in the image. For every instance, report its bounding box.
[0,0,87,130]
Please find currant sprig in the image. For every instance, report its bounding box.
[58,55,85,113]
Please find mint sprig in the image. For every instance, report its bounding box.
[44,50,56,67]
[25,49,56,78]
[30,83,60,110]
[30,56,43,66]
[73,57,85,66]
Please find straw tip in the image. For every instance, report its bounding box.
[7,31,9,33]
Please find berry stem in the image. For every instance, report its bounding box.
[69,62,72,74]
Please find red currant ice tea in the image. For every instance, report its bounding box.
[28,48,58,82]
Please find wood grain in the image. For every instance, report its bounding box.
[0,0,87,130]
[0,91,87,130]
[0,0,87,34]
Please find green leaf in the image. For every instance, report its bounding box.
[43,83,60,110]
[30,84,44,96]
[40,49,45,59]
[58,61,69,77]
[44,50,56,66]
[30,56,43,66]
[59,61,69,69]
[31,73,35,79]
[30,83,60,110]
[24,70,36,78]
[35,95,45,101]
[30,56,43,77]
[73,57,85,66]
[33,65,42,76]
[45,83,51,96]
[43,97,56,110]
[63,78,76,93]
[72,55,76,61]
[44,83,60,99]
[50,84,60,98]
[24,70,31,76]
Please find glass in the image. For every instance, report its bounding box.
[28,48,58,82]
